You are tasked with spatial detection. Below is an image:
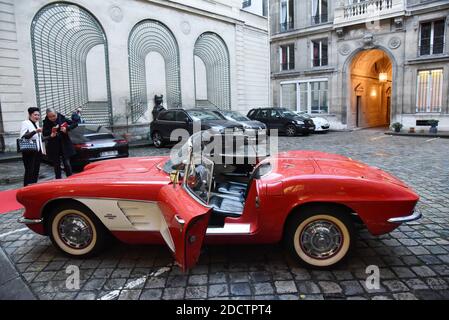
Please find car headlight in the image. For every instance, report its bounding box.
[295,120,304,125]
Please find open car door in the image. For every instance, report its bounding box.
[158,184,211,271]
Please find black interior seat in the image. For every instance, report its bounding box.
[216,181,247,196]
[209,194,243,217]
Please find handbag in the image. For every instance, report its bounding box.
[17,137,38,153]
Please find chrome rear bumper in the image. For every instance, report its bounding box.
[387,209,422,224]
[17,217,43,225]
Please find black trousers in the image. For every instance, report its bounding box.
[22,151,42,186]
[53,154,73,179]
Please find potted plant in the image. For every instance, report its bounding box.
[428,119,439,134]
[391,122,403,133]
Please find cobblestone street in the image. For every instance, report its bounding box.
[1,129,448,300]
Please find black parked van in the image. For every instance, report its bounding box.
[247,108,315,136]
[150,108,244,148]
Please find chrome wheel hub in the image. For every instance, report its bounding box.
[300,220,343,259]
[153,134,161,146]
[286,127,295,135]
[58,214,93,249]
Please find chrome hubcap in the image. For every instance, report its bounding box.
[153,134,161,146]
[286,127,295,136]
[300,220,343,259]
[58,214,93,249]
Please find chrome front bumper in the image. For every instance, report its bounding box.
[17,217,43,225]
[387,209,422,224]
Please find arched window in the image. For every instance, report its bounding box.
[194,32,231,110]
[128,20,181,122]
[31,3,112,125]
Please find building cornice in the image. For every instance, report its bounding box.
[271,67,336,80]
[405,54,449,65]
[137,0,268,32]
[271,24,333,42]
[406,1,449,14]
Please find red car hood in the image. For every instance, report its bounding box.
[66,156,169,182]
[276,150,408,188]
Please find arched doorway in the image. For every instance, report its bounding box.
[31,2,112,125]
[194,32,230,110]
[128,20,181,122]
[348,49,392,128]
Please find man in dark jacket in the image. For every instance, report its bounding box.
[43,108,78,179]
[152,94,165,121]
[71,107,85,124]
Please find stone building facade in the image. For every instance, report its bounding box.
[0,0,269,151]
[270,0,449,131]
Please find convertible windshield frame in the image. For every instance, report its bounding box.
[183,143,215,206]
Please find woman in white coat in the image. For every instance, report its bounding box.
[20,107,45,186]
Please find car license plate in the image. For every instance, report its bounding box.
[101,150,118,157]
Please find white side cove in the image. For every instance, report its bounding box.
[75,198,175,252]
[206,223,251,234]
[74,198,253,250]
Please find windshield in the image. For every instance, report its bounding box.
[185,155,214,204]
[187,110,224,121]
[223,111,249,122]
[295,111,312,119]
[280,109,299,118]
[164,131,271,204]
[69,125,115,142]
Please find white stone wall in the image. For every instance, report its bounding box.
[0,0,26,149]
[242,0,265,17]
[0,0,269,151]
[270,0,449,131]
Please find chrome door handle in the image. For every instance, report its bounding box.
[255,196,260,208]
[175,215,185,226]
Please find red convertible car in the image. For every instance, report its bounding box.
[16,133,421,270]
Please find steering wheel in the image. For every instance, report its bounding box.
[187,164,207,190]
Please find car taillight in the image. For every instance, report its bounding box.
[74,143,93,149]
[114,139,128,144]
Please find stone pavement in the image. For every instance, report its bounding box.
[0,243,36,299]
[0,128,448,300]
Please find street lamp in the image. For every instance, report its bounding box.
[379,51,388,82]
[379,72,388,82]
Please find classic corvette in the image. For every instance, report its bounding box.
[16,132,421,270]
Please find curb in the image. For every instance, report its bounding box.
[0,245,37,300]
[384,132,449,139]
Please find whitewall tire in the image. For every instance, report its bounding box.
[285,207,355,269]
[47,203,108,258]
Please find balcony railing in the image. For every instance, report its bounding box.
[334,0,405,27]
[312,14,329,25]
[419,43,446,57]
[313,57,328,67]
[281,62,295,71]
[279,21,294,33]
[345,0,393,19]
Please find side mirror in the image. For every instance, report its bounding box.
[169,170,180,185]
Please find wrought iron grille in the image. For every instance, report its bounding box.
[194,32,231,110]
[128,20,181,123]
[31,3,112,125]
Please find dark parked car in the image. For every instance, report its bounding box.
[247,108,315,136]
[209,109,267,132]
[150,108,244,148]
[43,124,129,171]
